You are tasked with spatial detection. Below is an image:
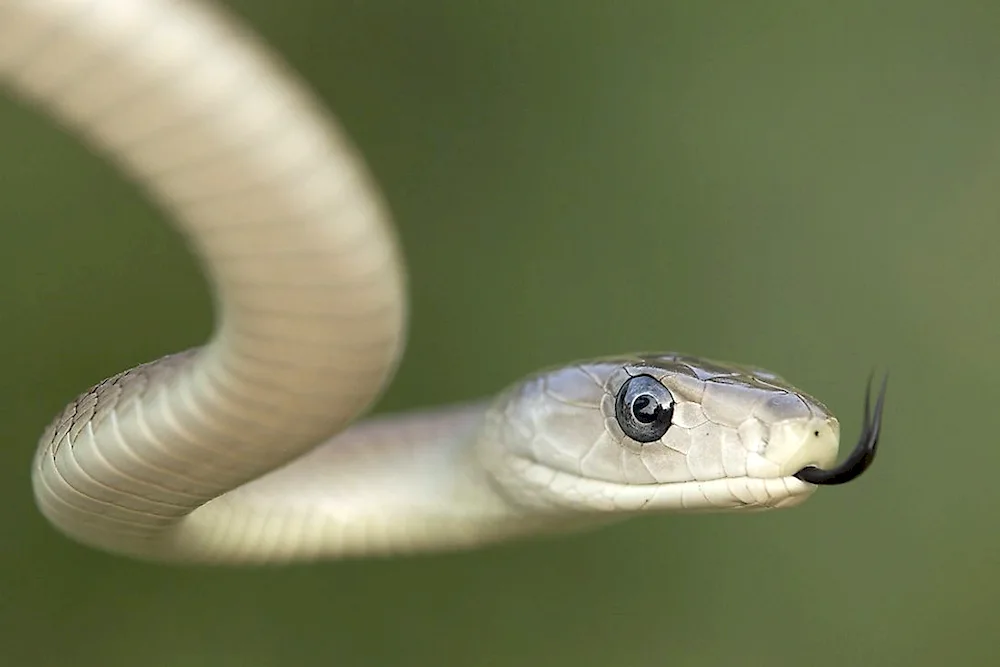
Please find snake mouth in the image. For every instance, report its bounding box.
[794,373,887,486]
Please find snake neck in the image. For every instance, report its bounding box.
[135,401,553,563]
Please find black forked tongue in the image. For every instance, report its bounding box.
[794,373,887,486]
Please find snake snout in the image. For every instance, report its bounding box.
[764,416,841,477]
[794,373,887,486]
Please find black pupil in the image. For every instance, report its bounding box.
[632,394,660,423]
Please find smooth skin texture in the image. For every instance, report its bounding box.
[2,0,863,564]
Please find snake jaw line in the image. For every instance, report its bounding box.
[793,372,887,486]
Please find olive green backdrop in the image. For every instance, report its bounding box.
[2,1,996,666]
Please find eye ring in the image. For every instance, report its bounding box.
[614,374,675,443]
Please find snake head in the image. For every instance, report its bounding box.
[480,354,885,515]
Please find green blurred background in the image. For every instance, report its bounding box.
[2,1,997,665]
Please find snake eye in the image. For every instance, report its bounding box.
[615,374,675,443]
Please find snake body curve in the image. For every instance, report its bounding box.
[1,0,884,564]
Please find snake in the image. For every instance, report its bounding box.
[2,0,886,564]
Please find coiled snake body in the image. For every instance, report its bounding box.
[1,0,885,564]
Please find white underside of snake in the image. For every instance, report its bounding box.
[1,0,885,565]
